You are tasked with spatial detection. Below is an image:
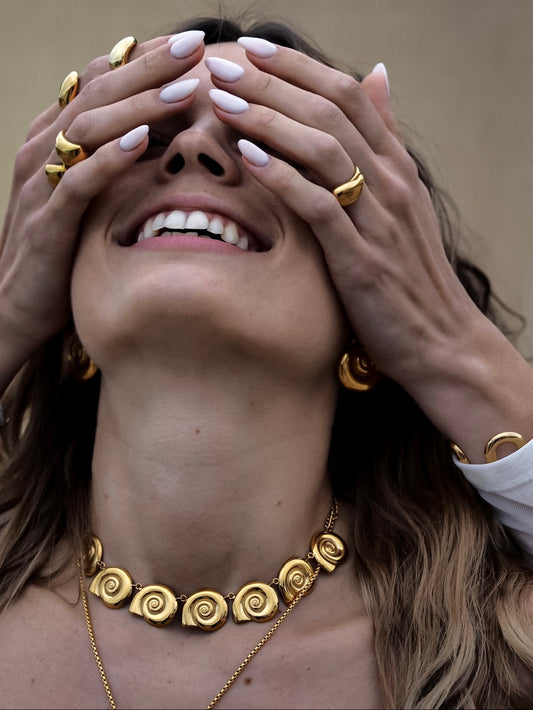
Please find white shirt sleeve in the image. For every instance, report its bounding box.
[454,438,533,563]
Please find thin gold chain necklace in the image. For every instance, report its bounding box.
[78,499,345,708]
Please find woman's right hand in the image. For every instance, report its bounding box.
[0,32,205,392]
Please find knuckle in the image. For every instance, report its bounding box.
[309,95,343,131]
[308,190,339,224]
[254,107,279,131]
[82,55,108,82]
[312,132,341,165]
[14,141,37,177]
[256,71,275,94]
[335,72,360,100]
[68,111,93,141]
[383,173,412,210]
[142,48,165,76]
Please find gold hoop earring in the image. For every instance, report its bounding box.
[65,332,98,381]
[337,341,382,391]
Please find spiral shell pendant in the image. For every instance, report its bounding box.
[129,584,178,627]
[89,566,133,608]
[83,535,103,576]
[233,582,279,623]
[310,532,346,573]
[182,590,228,631]
[278,557,315,604]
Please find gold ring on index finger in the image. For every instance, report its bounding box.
[55,131,88,168]
[333,166,364,207]
[109,36,137,69]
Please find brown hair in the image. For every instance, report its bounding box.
[1,15,532,708]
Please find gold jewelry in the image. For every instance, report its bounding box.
[338,341,382,391]
[79,557,321,709]
[65,331,99,381]
[450,431,527,464]
[55,130,88,168]
[333,166,364,206]
[109,36,137,69]
[83,499,345,631]
[45,163,66,187]
[58,70,79,107]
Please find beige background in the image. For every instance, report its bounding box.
[1,0,532,356]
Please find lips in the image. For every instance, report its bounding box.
[120,208,269,253]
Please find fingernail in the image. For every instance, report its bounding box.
[209,89,249,114]
[205,56,245,82]
[119,124,149,151]
[170,30,205,58]
[168,29,205,43]
[237,36,277,58]
[159,78,200,103]
[238,139,270,167]
[372,62,390,95]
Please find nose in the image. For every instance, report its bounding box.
[159,121,241,186]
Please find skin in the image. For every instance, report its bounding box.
[0,33,532,709]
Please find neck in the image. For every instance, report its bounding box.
[89,360,339,595]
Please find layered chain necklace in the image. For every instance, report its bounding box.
[79,498,346,708]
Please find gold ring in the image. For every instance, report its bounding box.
[58,71,79,108]
[333,166,364,207]
[55,130,88,168]
[45,164,66,187]
[109,36,137,69]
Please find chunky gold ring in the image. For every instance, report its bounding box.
[109,36,137,69]
[45,164,66,187]
[333,166,364,207]
[55,130,88,168]
[58,71,79,108]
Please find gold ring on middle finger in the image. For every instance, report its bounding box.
[55,130,88,168]
[333,166,365,207]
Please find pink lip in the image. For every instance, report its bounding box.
[131,234,247,254]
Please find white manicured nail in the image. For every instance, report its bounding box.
[170,31,205,58]
[209,89,249,114]
[168,30,205,44]
[238,139,270,167]
[159,78,200,103]
[237,36,277,58]
[372,62,390,95]
[119,124,149,151]
[205,56,245,82]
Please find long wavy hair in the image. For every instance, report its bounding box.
[1,14,532,709]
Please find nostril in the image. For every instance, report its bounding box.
[167,153,185,175]
[198,153,224,176]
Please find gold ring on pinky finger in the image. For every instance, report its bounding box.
[109,36,137,69]
[58,71,79,108]
[55,131,88,168]
[333,166,364,207]
[45,164,66,187]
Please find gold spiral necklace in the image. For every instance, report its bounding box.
[79,499,346,708]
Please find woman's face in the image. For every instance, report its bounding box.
[71,42,349,384]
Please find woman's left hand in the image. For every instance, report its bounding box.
[207,41,533,462]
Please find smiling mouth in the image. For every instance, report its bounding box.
[123,210,268,252]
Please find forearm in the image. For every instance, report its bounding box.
[405,315,533,464]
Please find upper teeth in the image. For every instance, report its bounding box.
[137,210,249,250]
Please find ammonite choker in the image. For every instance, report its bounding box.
[82,498,346,632]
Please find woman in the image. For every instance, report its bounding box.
[0,15,532,709]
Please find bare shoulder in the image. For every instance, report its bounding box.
[0,583,98,709]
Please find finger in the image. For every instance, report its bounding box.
[209,91,355,189]
[360,66,402,140]
[46,125,150,230]
[14,34,205,178]
[230,41,399,158]
[62,32,204,116]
